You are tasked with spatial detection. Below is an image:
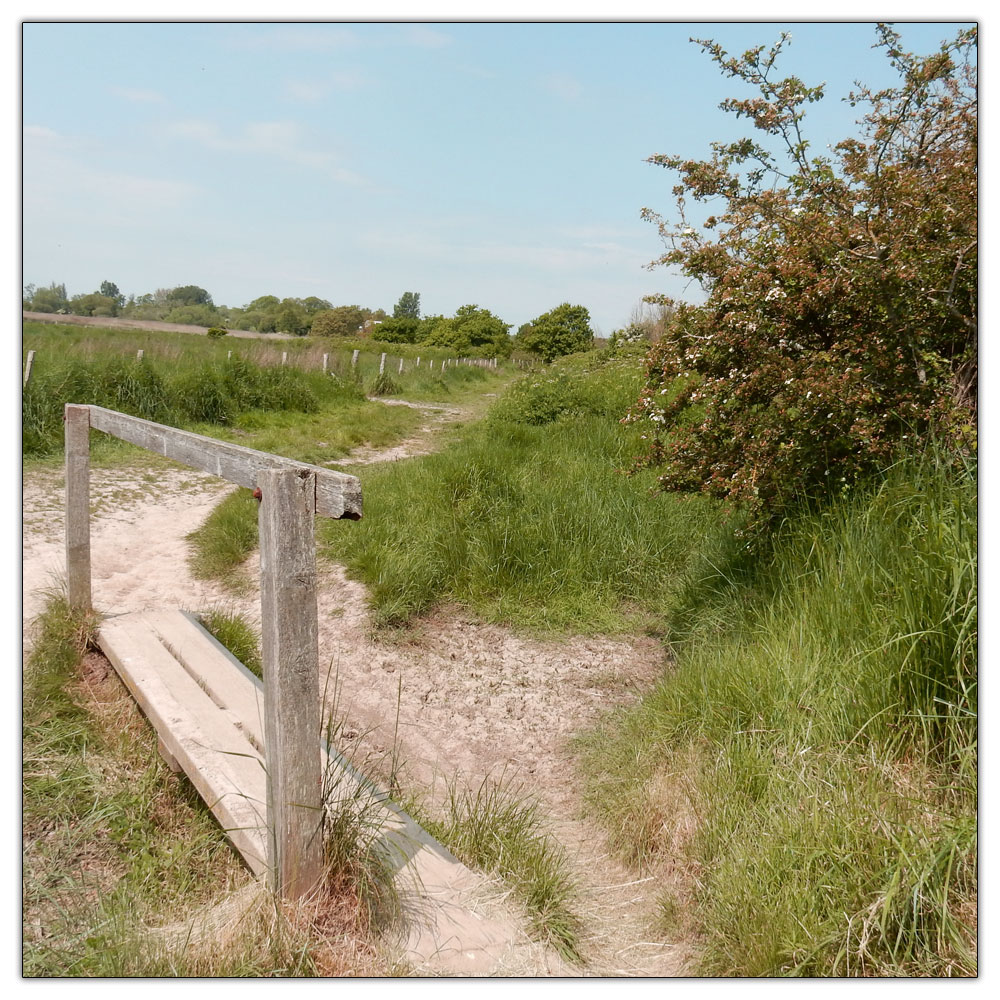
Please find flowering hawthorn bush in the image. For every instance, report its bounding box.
[629,25,977,523]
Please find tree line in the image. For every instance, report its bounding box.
[23,283,601,362]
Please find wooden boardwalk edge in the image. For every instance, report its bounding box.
[97,610,538,973]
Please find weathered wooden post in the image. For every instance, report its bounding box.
[257,467,324,901]
[379,352,386,374]
[228,350,233,360]
[398,357,404,375]
[23,350,35,387]
[64,404,92,611]
[352,349,360,369]
[322,353,329,374]
[136,349,144,362]
[416,357,420,367]
[281,352,288,366]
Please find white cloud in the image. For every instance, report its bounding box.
[398,25,453,49]
[225,25,362,52]
[23,128,199,225]
[110,87,169,105]
[162,117,369,182]
[283,70,367,103]
[358,227,641,274]
[543,72,583,101]
[23,124,60,142]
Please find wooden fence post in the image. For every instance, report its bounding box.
[398,357,404,374]
[379,352,386,374]
[136,349,144,362]
[416,357,420,367]
[352,349,359,368]
[23,350,35,387]
[257,467,324,901]
[322,353,328,374]
[64,404,92,611]
[281,352,288,366]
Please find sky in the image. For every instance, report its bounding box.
[21,14,975,336]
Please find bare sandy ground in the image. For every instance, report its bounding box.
[21,408,692,977]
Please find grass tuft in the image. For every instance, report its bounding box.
[413,774,582,962]
[186,488,259,588]
[198,606,263,678]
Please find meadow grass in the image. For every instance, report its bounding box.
[318,345,721,634]
[575,446,977,976]
[23,322,513,461]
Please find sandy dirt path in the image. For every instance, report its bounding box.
[21,403,691,977]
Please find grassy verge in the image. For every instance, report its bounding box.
[22,594,393,976]
[575,448,977,976]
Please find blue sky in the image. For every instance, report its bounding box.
[21,16,974,335]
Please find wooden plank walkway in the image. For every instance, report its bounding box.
[97,609,548,974]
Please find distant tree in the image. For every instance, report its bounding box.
[237,295,281,332]
[517,303,594,362]
[377,316,421,344]
[311,305,367,338]
[164,303,221,326]
[122,292,163,320]
[421,304,512,358]
[417,314,446,342]
[275,298,309,336]
[69,292,119,317]
[245,294,280,312]
[99,281,125,308]
[167,284,213,307]
[301,296,333,315]
[27,281,68,313]
[393,291,421,319]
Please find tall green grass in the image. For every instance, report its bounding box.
[576,447,977,975]
[318,416,719,634]
[22,352,362,459]
[317,345,720,633]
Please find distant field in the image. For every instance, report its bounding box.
[22,310,294,341]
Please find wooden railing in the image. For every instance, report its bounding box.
[64,403,362,900]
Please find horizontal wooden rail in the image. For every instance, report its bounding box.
[86,405,362,519]
[67,403,364,900]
